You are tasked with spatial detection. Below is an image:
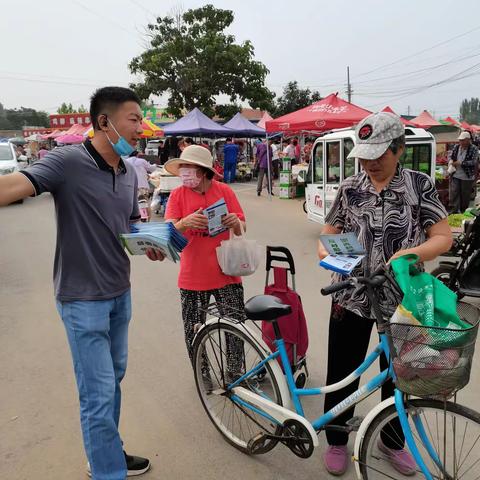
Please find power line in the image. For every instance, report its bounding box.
[128,0,158,19]
[72,0,142,43]
[355,24,480,78]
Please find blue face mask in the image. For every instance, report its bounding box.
[105,119,135,157]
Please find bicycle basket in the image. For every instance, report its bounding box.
[385,302,479,398]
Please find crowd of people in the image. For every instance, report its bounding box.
[1,86,477,480]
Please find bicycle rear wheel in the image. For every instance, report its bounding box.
[192,321,285,454]
[359,398,480,479]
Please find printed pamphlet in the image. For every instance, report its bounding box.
[120,222,188,263]
[205,197,229,237]
[319,232,366,275]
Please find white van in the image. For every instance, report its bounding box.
[304,127,436,224]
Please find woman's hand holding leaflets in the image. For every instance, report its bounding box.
[182,209,208,230]
[221,213,240,229]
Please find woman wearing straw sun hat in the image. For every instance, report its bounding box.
[164,145,246,371]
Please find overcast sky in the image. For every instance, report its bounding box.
[1,0,479,119]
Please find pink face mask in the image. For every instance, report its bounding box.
[179,167,202,188]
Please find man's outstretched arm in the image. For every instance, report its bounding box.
[0,173,35,206]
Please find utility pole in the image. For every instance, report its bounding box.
[407,105,411,116]
[346,66,352,103]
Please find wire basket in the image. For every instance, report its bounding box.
[385,302,479,398]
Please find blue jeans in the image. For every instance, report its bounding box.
[56,290,131,480]
[224,161,237,183]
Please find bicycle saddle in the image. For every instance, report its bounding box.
[244,295,292,321]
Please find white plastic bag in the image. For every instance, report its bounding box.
[447,162,456,175]
[150,189,162,211]
[216,231,262,276]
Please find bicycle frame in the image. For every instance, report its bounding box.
[227,325,440,480]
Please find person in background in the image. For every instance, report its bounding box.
[293,137,301,165]
[223,137,239,183]
[24,143,33,163]
[38,144,50,160]
[255,139,273,196]
[448,131,479,213]
[0,86,165,479]
[126,152,157,197]
[271,139,280,179]
[302,139,313,163]
[156,140,165,162]
[163,145,246,377]
[282,138,296,160]
[317,112,452,477]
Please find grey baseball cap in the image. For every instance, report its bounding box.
[347,112,404,160]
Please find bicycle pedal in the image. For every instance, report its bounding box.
[345,416,364,431]
[247,432,268,454]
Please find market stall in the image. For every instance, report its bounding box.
[265,93,371,134]
[264,93,371,199]
[163,107,233,137]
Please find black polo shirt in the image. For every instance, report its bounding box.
[20,140,140,301]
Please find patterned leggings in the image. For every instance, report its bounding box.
[180,283,245,372]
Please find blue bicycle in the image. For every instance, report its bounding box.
[192,269,480,479]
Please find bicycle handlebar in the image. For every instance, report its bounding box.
[320,280,353,296]
[321,267,401,330]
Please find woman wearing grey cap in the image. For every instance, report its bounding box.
[317,112,452,476]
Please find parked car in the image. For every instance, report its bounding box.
[0,142,24,204]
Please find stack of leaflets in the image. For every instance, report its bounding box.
[120,222,188,263]
[205,197,229,237]
[319,232,366,275]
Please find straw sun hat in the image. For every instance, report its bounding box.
[164,145,222,178]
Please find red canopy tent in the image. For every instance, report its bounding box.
[265,93,371,133]
[442,116,460,126]
[381,106,418,127]
[460,121,473,131]
[410,110,442,128]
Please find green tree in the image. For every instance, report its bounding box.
[78,104,88,113]
[460,97,480,125]
[0,102,13,129]
[274,81,322,117]
[214,103,242,120]
[4,107,49,129]
[57,102,75,114]
[129,4,274,118]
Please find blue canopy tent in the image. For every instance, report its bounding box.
[163,108,233,137]
[223,112,265,137]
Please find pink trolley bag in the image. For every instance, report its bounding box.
[262,246,309,388]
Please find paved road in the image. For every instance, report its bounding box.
[1,184,479,480]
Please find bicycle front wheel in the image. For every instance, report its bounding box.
[192,321,285,454]
[359,398,480,480]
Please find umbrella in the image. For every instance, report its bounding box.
[55,134,84,144]
[83,121,163,139]
[141,119,164,138]
[9,137,26,145]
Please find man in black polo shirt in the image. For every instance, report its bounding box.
[0,87,164,479]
